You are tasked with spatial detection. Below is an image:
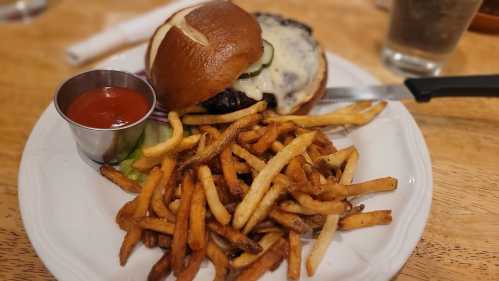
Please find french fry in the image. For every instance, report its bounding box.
[151,156,176,219]
[199,125,222,139]
[183,101,267,125]
[271,141,285,153]
[265,101,387,127]
[318,146,356,169]
[207,240,229,281]
[172,171,195,276]
[255,227,283,234]
[142,230,158,248]
[252,122,295,155]
[220,146,243,196]
[169,199,180,214]
[196,133,207,154]
[318,182,349,201]
[346,177,398,196]
[238,126,267,143]
[252,122,279,155]
[339,210,392,230]
[285,156,308,187]
[188,182,207,251]
[233,132,316,229]
[180,114,262,170]
[119,167,163,266]
[231,232,283,268]
[279,200,316,215]
[243,182,286,234]
[100,165,142,193]
[143,111,183,157]
[147,251,172,281]
[158,234,172,249]
[177,247,206,281]
[175,134,202,152]
[304,214,327,230]
[291,191,347,215]
[116,198,137,231]
[207,221,262,254]
[136,217,175,235]
[334,101,373,114]
[269,208,310,234]
[231,144,266,171]
[234,238,288,281]
[198,165,232,225]
[340,148,359,185]
[288,231,302,281]
[306,214,340,276]
[234,161,251,174]
[342,204,365,218]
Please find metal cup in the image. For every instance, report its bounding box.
[54,69,156,164]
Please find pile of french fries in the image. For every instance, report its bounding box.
[100,100,397,281]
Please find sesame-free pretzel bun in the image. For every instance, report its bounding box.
[146,1,263,111]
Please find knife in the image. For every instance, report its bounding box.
[321,74,499,102]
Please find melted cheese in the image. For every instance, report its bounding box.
[232,15,320,114]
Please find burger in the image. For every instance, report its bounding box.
[146,0,327,115]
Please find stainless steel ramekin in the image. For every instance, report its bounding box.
[54,69,156,164]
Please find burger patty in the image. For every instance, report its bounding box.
[202,89,276,114]
[202,13,321,114]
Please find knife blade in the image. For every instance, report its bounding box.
[320,74,499,103]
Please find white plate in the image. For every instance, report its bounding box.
[19,7,432,281]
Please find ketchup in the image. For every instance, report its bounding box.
[66,86,149,129]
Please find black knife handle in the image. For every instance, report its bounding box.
[404,75,499,102]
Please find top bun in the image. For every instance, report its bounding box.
[146,1,263,111]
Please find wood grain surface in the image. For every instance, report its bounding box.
[0,0,498,280]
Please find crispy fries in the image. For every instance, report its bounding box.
[235,238,289,281]
[231,232,282,268]
[119,167,163,265]
[318,146,356,169]
[207,221,262,254]
[180,114,262,169]
[346,177,398,196]
[269,209,310,234]
[279,200,316,215]
[339,210,392,230]
[232,144,266,171]
[172,171,195,275]
[243,182,286,234]
[288,231,302,280]
[265,101,387,127]
[142,230,158,248]
[291,191,347,215]
[340,148,359,185]
[105,100,395,280]
[306,214,339,276]
[100,165,142,193]
[147,251,172,281]
[143,111,183,157]
[183,101,267,125]
[116,198,137,231]
[177,247,206,281]
[188,182,207,250]
[220,146,243,196]
[136,217,175,235]
[207,240,229,281]
[233,132,316,229]
[198,165,232,225]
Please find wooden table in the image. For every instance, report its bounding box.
[1,0,498,280]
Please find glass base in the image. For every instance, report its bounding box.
[381,47,442,77]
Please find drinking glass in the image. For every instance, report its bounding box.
[382,0,483,77]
